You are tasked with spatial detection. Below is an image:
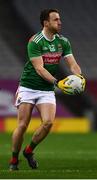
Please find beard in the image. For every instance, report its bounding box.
[49,26,61,34]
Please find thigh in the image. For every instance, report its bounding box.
[36,90,56,105]
[17,103,34,127]
[36,103,56,123]
[15,86,36,107]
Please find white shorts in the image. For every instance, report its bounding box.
[15,86,56,107]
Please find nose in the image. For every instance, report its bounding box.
[58,20,62,25]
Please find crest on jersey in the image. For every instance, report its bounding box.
[49,44,56,52]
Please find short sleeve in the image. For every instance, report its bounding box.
[27,41,42,59]
[61,37,73,57]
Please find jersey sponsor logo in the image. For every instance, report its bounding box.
[42,52,62,64]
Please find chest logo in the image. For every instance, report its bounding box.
[49,44,56,52]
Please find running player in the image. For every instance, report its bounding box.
[9,9,82,170]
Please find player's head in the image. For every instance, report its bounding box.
[40,9,62,34]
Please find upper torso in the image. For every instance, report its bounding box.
[20,31,72,91]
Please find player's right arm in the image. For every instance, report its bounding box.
[31,56,57,84]
[28,40,57,84]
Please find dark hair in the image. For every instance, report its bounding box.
[40,9,59,27]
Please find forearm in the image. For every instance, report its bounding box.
[36,66,57,84]
[31,57,57,84]
[65,55,82,75]
[70,63,82,75]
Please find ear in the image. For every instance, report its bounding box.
[44,20,49,27]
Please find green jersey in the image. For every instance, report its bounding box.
[20,31,72,91]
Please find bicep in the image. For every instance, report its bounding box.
[28,41,42,59]
[30,56,44,70]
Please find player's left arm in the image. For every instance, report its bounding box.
[61,37,82,75]
[64,55,82,75]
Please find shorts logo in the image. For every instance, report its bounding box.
[17,97,21,104]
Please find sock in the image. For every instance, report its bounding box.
[10,151,19,164]
[12,151,19,158]
[25,141,37,154]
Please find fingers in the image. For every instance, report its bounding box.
[57,78,72,91]
[63,77,69,83]
[63,84,73,95]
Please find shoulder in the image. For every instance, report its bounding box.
[55,34,69,43]
[29,32,44,44]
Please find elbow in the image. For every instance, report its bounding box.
[35,66,44,75]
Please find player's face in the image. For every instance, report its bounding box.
[47,12,62,33]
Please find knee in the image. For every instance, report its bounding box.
[43,120,53,131]
[18,122,28,132]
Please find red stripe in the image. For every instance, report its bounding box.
[0,118,5,132]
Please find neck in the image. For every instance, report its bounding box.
[42,28,55,41]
